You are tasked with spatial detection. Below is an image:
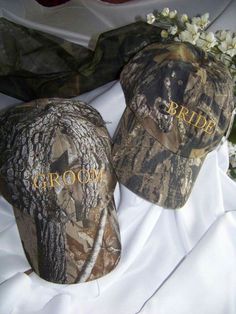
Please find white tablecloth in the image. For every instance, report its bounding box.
[0,1,236,313]
[0,81,236,314]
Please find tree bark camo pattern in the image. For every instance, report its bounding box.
[0,98,121,284]
[112,42,234,209]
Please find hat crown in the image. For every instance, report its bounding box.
[120,42,234,158]
[0,98,121,284]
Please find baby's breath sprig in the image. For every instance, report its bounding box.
[146,9,236,88]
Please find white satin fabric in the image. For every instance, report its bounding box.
[0,81,236,314]
[0,1,236,313]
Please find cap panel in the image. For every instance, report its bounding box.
[112,107,204,208]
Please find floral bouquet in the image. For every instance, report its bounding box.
[147,8,236,179]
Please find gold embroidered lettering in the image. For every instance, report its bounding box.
[33,174,46,190]
[194,114,207,129]
[166,101,178,115]
[49,172,60,188]
[90,169,103,182]
[187,110,198,125]
[77,169,90,184]
[176,106,189,122]
[204,120,216,135]
[62,170,76,185]
[32,168,104,189]
[165,100,216,135]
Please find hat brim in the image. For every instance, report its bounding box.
[112,107,206,209]
[12,195,121,284]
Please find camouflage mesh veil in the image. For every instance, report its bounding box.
[0,18,161,101]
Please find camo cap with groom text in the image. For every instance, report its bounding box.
[112,41,234,209]
[0,98,121,284]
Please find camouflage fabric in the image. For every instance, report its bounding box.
[0,99,121,284]
[112,42,234,209]
[0,18,161,101]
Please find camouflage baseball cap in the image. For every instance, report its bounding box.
[0,98,121,284]
[112,42,234,209]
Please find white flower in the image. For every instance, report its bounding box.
[181,14,188,23]
[186,22,200,34]
[191,12,210,30]
[216,30,233,41]
[178,23,200,44]
[228,141,236,168]
[196,32,217,51]
[179,30,199,45]
[161,7,170,17]
[174,36,181,42]
[218,32,236,57]
[147,13,156,25]
[169,25,178,35]
[226,47,236,58]
[161,30,169,38]
[229,141,236,155]
[218,41,228,53]
[169,10,177,19]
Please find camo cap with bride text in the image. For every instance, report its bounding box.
[113,41,234,208]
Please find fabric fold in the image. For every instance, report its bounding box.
[0,18,162,101]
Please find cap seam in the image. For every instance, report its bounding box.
[125,106,211,161]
